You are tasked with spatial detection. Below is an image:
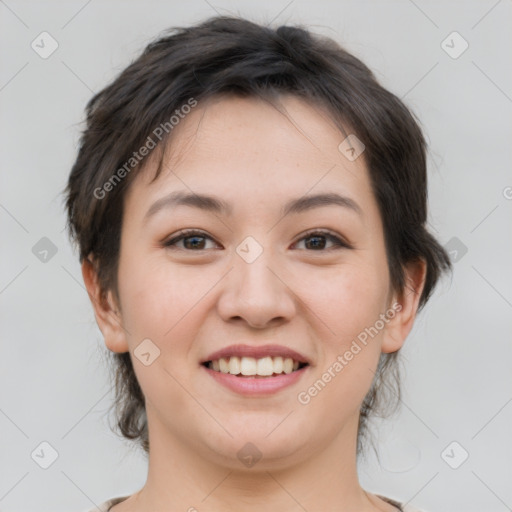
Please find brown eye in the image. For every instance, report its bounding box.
[162,229,351,252]
[293,230,351,251]
[163,230,219,250]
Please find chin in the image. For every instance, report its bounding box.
[200,424,309,470]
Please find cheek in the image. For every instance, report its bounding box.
[118,254,209,343]
[292,262,387,406]
[118,259,209,410]
[296,271,385,415]
[293,260,388,343]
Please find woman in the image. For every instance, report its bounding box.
[65,15,451,512]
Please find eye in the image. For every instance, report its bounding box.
[162,228,351,252]
[162,229,219,251]
[292,230,351,251]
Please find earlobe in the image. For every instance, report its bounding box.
[81,256,129,354]
[381,259,427,354]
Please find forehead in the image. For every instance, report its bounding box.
[124,94,378,223]
[160,94,358,176]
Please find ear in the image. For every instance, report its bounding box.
[381,259,427,354]
[81,256,129,353]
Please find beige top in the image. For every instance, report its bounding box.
[87,494,426,511]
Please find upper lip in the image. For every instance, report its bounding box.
[202,344,311,365]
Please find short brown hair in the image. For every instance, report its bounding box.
[64,15,451,456]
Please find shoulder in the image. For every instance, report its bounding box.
[402,505,426,512]
[377,494,427,512]
[90,494,429,512]
[85,495,130,512]
[402,504,426,512]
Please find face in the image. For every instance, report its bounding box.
[86,94,423,469]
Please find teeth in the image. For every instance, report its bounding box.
[219,357,229,373]
[207,356,305,376]
[273,356,283,374]
[256,356,274,376]
[283,357,293,374]
[228,356,241,375]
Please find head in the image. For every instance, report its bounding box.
[65,16,451,462]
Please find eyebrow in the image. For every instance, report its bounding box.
[144,190,362,222]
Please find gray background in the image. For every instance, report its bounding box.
[1,1,511,511]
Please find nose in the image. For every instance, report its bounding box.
[216,249,297,329]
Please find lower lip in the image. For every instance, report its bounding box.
[201,365,309,395]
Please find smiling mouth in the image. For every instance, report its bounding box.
[202,356,309,378]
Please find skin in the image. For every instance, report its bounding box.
[83,94,426,512]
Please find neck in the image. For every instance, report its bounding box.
[131,408,381,512]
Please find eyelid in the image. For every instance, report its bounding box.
[162,228,352,251]
[163,229,220,249]
[292,228,352,250]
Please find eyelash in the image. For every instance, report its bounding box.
[162,229,352,251]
